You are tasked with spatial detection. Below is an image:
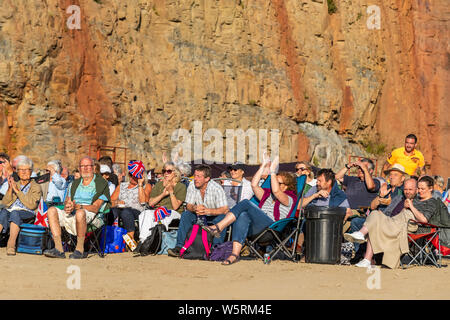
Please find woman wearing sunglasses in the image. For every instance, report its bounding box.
[138,162,187,242]
[295,161,316,194]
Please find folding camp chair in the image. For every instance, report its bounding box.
[401,219,448,268]
[245,174,307,262]
[61,210,108,258]
[213,178,243,241]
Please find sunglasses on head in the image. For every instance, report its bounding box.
[162,169,173,174]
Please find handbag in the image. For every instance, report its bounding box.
[100,225,128,253]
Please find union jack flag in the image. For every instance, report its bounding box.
[128,160,145,179]
[35,198,48,228]
[153,206,172,222]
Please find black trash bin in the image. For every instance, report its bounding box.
[304,206,346,264]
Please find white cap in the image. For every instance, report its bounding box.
[100,165,111,174]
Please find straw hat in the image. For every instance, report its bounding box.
[383,163,407,176]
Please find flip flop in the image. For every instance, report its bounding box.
[222,253,240,266]
[203,224,221,238]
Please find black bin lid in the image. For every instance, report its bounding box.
[304,206,347,219]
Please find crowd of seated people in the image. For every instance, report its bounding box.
[0,132,447,268]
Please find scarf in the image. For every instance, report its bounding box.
[259,188,297,221]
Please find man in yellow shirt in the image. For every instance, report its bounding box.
[382,134,426,177]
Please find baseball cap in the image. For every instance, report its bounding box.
[100,164,111,174]
[228,162,245,172]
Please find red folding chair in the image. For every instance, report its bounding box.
[402,220,448,268]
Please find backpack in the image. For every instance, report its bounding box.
[180,224,213,260]
[209,241,233,261]
[134,224,166,256]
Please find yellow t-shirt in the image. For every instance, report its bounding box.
[387,147,425,175]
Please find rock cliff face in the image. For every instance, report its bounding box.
[0,0,448,176]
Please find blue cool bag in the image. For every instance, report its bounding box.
[17,224,50,255]
[100,226,127,253]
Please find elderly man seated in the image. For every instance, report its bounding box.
[0,156,42,255]
[44,156,111,259]
[348,164,407,255]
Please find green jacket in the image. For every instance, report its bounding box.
[69,174,111,213]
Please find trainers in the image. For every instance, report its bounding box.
[167,247,181,257]
[69,250,86,259]
[355,258,372,268]
[44,248,66,259]
[344,231,366,244]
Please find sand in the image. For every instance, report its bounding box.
[0,248,449,300]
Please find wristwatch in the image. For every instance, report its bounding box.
[345,164,350,169]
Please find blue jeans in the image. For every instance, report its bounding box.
[112,207,141,232]
[0,208,35,233]
[350,216,366,252]
[230,199,274,244]
[175,210,226,248]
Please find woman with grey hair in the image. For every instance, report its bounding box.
[176,162,192,188]
[45,160,67,203]
[0,156,42,255]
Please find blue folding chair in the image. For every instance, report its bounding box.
[246,174,307,262]
[250,175,271,206]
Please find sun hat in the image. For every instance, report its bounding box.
[383,163,407,176]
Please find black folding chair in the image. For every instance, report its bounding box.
[61,211,108,258]
[245,174,307,262]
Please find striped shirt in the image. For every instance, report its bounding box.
[185,180,228,211]
[260,194,294,221]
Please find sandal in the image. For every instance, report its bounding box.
[202,224,221,238]
[222,253,240,266]
[6,247,16,256]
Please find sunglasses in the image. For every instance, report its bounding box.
[162,169,174,174]
[296,167,307,171]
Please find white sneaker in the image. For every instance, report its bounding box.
[355,258,372,268]
[343,231,366,244]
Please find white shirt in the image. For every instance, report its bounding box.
[223,178,254,201]
[185,180,228,210]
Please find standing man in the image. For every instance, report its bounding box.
[168,164,228,257]
[382,134,426,177]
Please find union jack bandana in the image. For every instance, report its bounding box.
[153,206,172,222]
[128,160,145,179]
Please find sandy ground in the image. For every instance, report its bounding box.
[0,248,449,300]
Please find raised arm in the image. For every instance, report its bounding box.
[251,162,268,201]
[269,157,290,207]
